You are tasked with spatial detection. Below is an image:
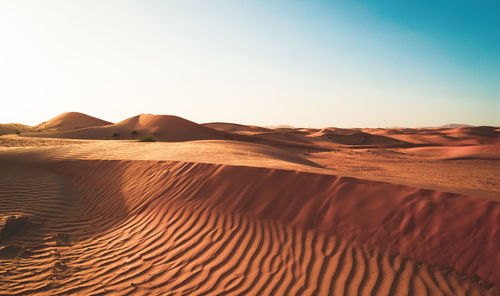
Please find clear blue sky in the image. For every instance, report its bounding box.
[1,0,499,127]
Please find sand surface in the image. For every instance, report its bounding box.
[1,113,499,295]
[36,112,113,132]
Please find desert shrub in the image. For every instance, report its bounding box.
[131,130,139,136]
[112,132,120,137]
[15,130,20,135]
[139,136,156,142]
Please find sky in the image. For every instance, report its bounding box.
[1,0,499,128]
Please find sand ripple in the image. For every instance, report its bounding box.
[0,159,498,295]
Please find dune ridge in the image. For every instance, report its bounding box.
[1,158,498,295]
[54,160,499,285]
[203,122,272,133]
[36,112,112,131]
[17,112,500,153]
[28,114,227,142]
[24,114,330,150]
[0,125,18,135]
[1,112,499,295]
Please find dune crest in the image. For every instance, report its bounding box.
[112,114,229,141]
[0,158,497,295]
[2,114,499,295]
[36,112,112,131]
[26,113,229,142]
[54,160,497,287]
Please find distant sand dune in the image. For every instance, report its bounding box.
[29,113,228,142]
[365,126,500,146]
[0,124,17,135]
[24,113,329,150]
[36,112,112,131]
[306,128,408,146]
[0,123,37,135]
[14,112,499,150]
[450,126,500,138]
[203,122,272,133]
[403,145,500,160]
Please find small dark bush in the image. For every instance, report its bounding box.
[15,130,20,135]
[131,130,139,136]
[112,132,120,138]
[139,136,156,142]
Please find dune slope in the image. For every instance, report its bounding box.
[0,125,18,135]
[36,112,112,131]
[28,114,229,142]
[26,114,330,151]
[1,157,498,295]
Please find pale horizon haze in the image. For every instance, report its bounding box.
[1,0,499,128]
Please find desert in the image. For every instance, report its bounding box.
[2,1,499,295]
[0,112,499,295]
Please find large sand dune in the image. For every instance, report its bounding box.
[1,114,499,295]
[22,112,500,151]
[0,146,498,295]
[25,113,330,150]
[29,114,228,142]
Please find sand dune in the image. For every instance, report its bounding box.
[203,122,271,133]
[25,113,329,151]
[306,128,408,146]
[36,112,112,131]
[205,123,410,148]
[364,128,453,145]
[1,115,499,295]
[2,132,499,199]
[28,114,229,142]
[203,122,314,144]
[26,112,500,150]
[11,112,500,151]
[364,126,500,146]
[0,139,322,171]
[402,145,500,160]
[1,156,498,295]
[0,124,18,135]
[0,123,37,135]
[111,114,230,141]
[438,124,474,129]
[443,126,500,140]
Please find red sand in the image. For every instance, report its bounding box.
[52,160,500,285]
[0,112,499,295]
[36,112,112,131]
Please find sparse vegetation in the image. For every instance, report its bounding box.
[131,130,139,136]
[112,132,120,138]
[139,136,156,142]
[15,130,20,135]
